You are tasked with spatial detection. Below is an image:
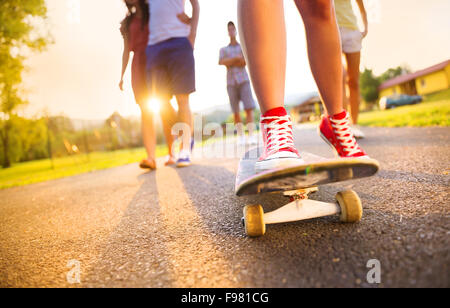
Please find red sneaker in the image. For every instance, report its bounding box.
[319,110,368,158]
[255,107,304,172]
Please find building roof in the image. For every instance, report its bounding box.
[378,59,450,91]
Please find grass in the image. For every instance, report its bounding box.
[423,88,450,102]
[358,89,450,127]
[0,136,228,189]
[0,146,168,189]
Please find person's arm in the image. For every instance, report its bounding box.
[119,35,130,91]
[219,57,240,67]
[233,56,246,67]
[188,0,200,48]
[218,49,227,66]
[356,0,368,38]
[177,12,191,25]
[219,48,247,67]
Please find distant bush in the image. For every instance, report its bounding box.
[0,113,147,167]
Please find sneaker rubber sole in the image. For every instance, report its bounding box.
[255,157,305,173]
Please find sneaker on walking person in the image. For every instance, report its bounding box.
[247,133,258,145]
[176,150,192,168]
[351,125,365,139]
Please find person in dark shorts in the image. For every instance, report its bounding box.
[219,21,257,146]
[119,0,178,170]
[146,0,200,168]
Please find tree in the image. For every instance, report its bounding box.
[360,68,380,103]
[0,0,49,167]
[379,65,411,83]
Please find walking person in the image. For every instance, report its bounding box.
[119,0,178,169]
[219,21,257,146]
[146,0,200,168]
[335,0,368,138]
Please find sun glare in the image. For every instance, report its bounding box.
[147,98,161,114]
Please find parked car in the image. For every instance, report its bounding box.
[379,94,422,110]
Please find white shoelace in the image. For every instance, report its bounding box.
[261,115,296,155]
[329,115,360,156]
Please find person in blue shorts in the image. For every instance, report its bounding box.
[146,0,200,168]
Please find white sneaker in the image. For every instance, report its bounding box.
[237,135,246,146]
[247,134,258,145]
[352,125,365,139]
[176,150,192,168]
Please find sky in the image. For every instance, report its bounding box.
[21,0,450,120]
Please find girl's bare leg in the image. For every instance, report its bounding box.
[295,0,344,116]
[237,0,286,114]
[139,105,156,161]
[344,51,362,124]
[160,100,177,157]
[175,94,193,153]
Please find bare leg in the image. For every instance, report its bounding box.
[238,0,286,114]
[244,109,254,125]
[160,100,177,157]
[139,105,156,161]
[342,63,350,117]
[295,0,344,116]
[244,109,255,135]
[234,112,244,137]
[233,112,242,126]
[345,52,361,124]
[175,94,193,152]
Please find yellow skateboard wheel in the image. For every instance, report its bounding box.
[243,204,266,237]
[336,190,363,223]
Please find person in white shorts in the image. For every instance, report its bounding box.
[335,0,368,139]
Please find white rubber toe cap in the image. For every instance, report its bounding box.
[255,152,304,173]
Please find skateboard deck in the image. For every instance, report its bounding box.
[236,147,379,196]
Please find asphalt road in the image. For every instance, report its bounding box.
[0,126,449,288]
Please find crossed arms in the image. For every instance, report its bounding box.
[219,54,246,68]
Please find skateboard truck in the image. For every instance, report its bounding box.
[242,189,363,237]
[283,187,318,201]
[236,148,378,237]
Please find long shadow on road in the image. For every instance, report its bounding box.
[84,171,176,287]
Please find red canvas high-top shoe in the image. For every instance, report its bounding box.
[319,110,368,158]
[255,107,304,172]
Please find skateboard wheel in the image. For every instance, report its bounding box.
[243,205,266,237]
[336,190,362,223]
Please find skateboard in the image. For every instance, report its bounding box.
[235,148,380,237]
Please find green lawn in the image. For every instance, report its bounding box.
[358,89,450,127]
[0,146,168,189]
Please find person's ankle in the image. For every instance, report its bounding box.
[262,107,287,118]
[330,110,347,120]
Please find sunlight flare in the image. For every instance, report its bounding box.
[147,98,161,114]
